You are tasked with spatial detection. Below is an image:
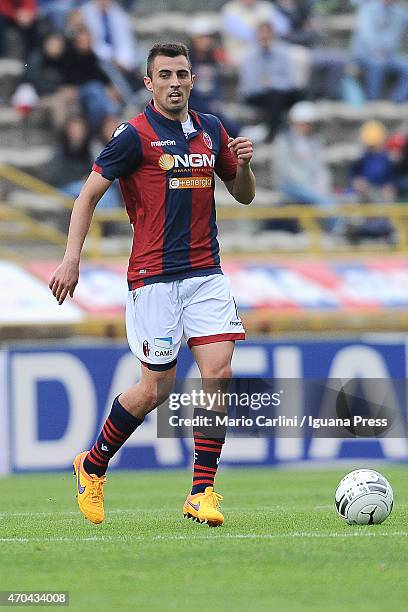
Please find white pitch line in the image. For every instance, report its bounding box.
[0,532,407,544]
[0,509,170,518]
[0,506,340,518]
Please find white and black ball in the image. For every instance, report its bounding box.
[335,469,393,525]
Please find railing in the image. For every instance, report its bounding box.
[0,202,68,258]
[89,204,408,258]
[1,163,408,259]
[0,164,73,210]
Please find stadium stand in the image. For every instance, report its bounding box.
[2,0,408,339]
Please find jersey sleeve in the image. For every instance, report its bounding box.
[214,121,237,182]
[92,123,142,181]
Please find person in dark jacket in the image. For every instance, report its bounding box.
[22,30,79,126]
[351,120,396,202]
[64,25,120,129]
[44,114,121,212]
[347,120,395,242]
[43,114,93,192]
[26,31,68,96]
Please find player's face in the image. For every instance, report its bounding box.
[144,55,195,120]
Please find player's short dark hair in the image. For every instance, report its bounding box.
[146,43,192,78]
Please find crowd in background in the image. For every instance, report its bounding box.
[2,0,408,241]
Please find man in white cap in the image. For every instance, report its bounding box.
[271,101,335,223]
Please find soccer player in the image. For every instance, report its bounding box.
[49,42,255,527]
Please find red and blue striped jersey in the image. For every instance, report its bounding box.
[93,102,237,288]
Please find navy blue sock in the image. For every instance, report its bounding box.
[84,396,143,477]
[191,408,226,495]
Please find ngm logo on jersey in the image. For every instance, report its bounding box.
[158,153,215,171]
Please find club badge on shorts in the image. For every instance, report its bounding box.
[143,340,150,357]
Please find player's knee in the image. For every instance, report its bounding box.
[201,364,233,380]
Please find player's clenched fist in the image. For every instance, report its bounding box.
[49,259,79,305]
[227,136,254,166]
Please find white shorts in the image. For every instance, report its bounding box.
[125,274,245,370]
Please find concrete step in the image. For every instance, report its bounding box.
[0,106,55,147]
[7,189,69,213]
[0,145,53,169]
[0,107,20,126]
[131,7,356,36]
[0,58,24,77]
[134,3,224,17]
[0,59,24,102]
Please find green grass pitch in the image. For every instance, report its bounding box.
[0,466,407,611]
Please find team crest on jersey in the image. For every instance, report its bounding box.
[203,132,213,150]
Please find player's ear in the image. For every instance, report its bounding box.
[191,73,196,89]
[144,76,153,92]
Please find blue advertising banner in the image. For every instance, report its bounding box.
[5,339,408,472]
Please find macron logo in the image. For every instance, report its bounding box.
[151,139,176,147]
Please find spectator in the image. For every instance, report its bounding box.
[0,0,39,61]
[44,114,121,211]
[274,0,318,47]
[189,18,240,137]
[80,0,137,70]
[42,114,93,195]
[272,101,335,210]
[351,121,396,202]
[64,25,120,129]
[347,120,395,242]
[80,0,140,95]
[23,31,79,127]
[275,0,347,99]
[350,0,408,102]
[64,5,84,35]
[38,0,84,30]
[222,0,290,63]
[25,31,67,95]
[239,21,301,141]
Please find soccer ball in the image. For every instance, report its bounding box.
[335,469,393,525]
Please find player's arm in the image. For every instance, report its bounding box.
[50,122,142,305]
[49,172,112,304]
[224,136,255,205]
[215,123,255,204]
